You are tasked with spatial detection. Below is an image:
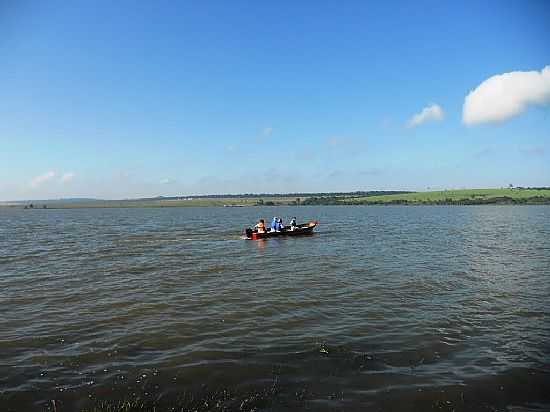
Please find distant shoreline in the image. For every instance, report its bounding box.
[2,188,550,209]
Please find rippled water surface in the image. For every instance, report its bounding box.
[1,206,549,411]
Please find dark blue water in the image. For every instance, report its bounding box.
[1,206,549,411]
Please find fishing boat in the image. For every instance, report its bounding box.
[244,221,319,240]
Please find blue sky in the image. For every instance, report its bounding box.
[1,0,549,200]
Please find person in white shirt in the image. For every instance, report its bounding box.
[290,217,297,231]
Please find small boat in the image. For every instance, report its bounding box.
[244,221,319,240]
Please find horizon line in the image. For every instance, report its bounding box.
[2,186,548,204]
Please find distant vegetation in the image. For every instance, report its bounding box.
[137,190,412,201]
[3,188,550,209]
[2,191,411,209]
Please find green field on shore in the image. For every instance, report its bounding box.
[347,188,550,204]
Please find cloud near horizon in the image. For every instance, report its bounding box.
[519,146,545,157]
[255,127,273,144]
[30,171,55,188]
[327,137,344,146]
[463,66,550,125]
[60,172,75,183]
[407,104,444,128]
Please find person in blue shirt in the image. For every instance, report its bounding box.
[271,217,279,232]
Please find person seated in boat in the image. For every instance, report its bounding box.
[277,217,285,231]
[290,217,297,230]
[271,217,279,232]
[254,219,266,233]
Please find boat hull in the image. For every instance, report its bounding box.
[245,221,318,240]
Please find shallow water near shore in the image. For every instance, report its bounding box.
[1,205,549,411]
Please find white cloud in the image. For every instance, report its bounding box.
[407,104,444,128]
[256,127,273,144]
[30,171,55,188]
[463,66,550,125]
[160,178,174,184]
[60,172,75,183]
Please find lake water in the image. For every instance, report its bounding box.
[1,206,549,411]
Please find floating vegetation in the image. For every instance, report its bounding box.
[80,379,287,412]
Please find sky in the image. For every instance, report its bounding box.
[1,0,549,200]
